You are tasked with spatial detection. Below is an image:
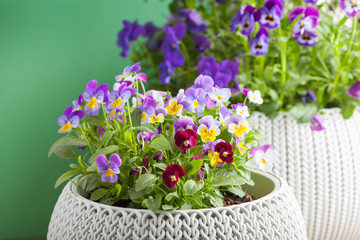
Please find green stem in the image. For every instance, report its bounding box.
[139,79,146,94]
[279,39,287,109]
[343,18,357,66]
[79,124,94,154]
[101,103,111,130]
[126,101,133,127]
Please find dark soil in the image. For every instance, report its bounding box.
[223,190,258,207]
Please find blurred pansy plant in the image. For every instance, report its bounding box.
[49,63,273,211]
[119,0,360,129]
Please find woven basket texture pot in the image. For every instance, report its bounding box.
[251,108,360,240]
[47,169,307,240]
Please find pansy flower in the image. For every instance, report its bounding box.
[250,28,269,56]
[208,87,231,106]
[193,34,211,53]
[161,22,186,59]
[174,129,198,153]
[139,96,157,123]
[302,90,317,102]
[310,113,324,131]
[247,90,264,104]
[145,90,167,108]
[137,129,159,145]
[180,9,208,33]
[215,142,234,164]
[289,6,319,38]
[295,30,318,47]
[117,21,144,58]
[236,137,249,153]
[202,139,225,166]
[227,115,250,137]
[249,145,274,171]
[162,163,185,189]
[219,107,231,126]
[183,87,206,113]
[197,116,221,142]
[72,94,82,110]
[108,83,137,111]
[231,5,256,36]
[347,80,360,99]
[255,0,283,29]
[166,98,183,116]
[96,154,122,183]
[159,60,174,85]
[231,103,250,118]
[192,75,214,92]
[83,80,109,116]
[105,104,121,120]
[58,106,85,134]
[339,0,360,17]
[115,62,142,82]
[149,108,168,123]
[174,116,198,132]
[197,57,220,79]
[304,0,318,3]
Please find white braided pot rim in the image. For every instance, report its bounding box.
[68,168,282,215]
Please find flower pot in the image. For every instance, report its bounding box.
[251,108,360,240]
[47,169,307,239]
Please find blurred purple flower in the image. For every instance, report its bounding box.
[255,0,283,29]
[304,0,318,3]
[302,90,317,102]
[159,60,174,85]
[250,28,269,56]
[192,74,214,92]
[339,0,360,17]
[193,34,211,52]
[117,20,144,58]
[198,56,220,77]
[289,6,319,37]
[295,30,318,46]
[174,116,198,132]
[161,22,186,56]
[180,9,208,33]
[231,5,256,36]
[347,80,360,98]
[310,113,324,131]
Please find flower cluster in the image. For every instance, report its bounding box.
[50,63,273,211]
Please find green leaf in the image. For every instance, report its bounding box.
[128,123,157,133]
[153,163,167,170]
[102,131,115,147]
[135,173,157,192]
[165,192,178,201]
[90,188,108,201]
[49,135,87,158]
[131,108,141,127]
[209,175,245,187]
[55,170,78,189]
[54,145,77,159]
[162,204,176,211]
[148,136,170,151]
[217,131,232,143]
[289,104,318,123]
[184,160,203,176]
[184,180,203,195]
[82,115,104,126]
[115,184,122,197]
[341,102,356,119]
[227,185,245,198]
[88,145,120,164]
[144,196,162,212]
[129,186,153,200]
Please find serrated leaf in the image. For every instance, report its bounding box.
[128,123,157,133]
[228,185,246,198]
[165,192,178,201]
[90,188,108,201]
[184,160,203,176]
[153,163,167,170]
[144,196,162,212]
[55,170,78,189]
[209,175,245,187]
[102,131,115,147]
[88,145,120,164]
[148,136,170,151]
[184,180,203,195]
[131,108,141,127]
[49,136,87,157]
[135,173,157,191]
[341,102,356,119]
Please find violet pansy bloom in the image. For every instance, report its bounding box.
[302,90,317,103]
[197,56,220,78]
[255,0,283,29]
[219,107,231,126]
[304,0,318,3]
[180,9,208,33]
[192,75,214,92]
[145,90,167,108]
[249,145,274,171]
[161,22,186,57]
[208,87,231,106]
[193,34,211,53]
[183,87,207,113]
[295,30,318,47]
[117,21,144,58]
[115,62,141,83]
[310,113,325,131]
[159,60,174,85]
[174,116,198,132]
[72,94,82,110]
[83,80,108,116]
[231,103,250,118]
[289,6,319,38]
[227,115,250,137]
[250,28,269,56]
[214,60,239,88]
[139,96,157,123]
[108,84,137,111]
[58,106,85,134]
[149,107,168,123]
[137,129,159,144]
[231,5,256,36]
[197,115,221,142]
[347,80,360,99]
[96,154,122,183]
[339,0,360,17]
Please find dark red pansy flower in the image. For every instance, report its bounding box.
[215,142,234,164]
[162,163,186,189]
[174,129,198,153]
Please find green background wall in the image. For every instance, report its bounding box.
[0,0,169,238]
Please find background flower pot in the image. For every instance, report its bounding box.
[47,169,307,240]
[251,108,360,240]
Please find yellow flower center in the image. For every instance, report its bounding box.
[217,96,222,101]
[300,22,304,27]
[170,175,177,182]
[141,112,147,121]
[200,127,217,142]
[237,142,248,153]
[166,100,182,115]
[105,169,114,177]
[109,109,116,119]
[111,98,122,108]
[149,114,164,123]
[87,98,97,109]
[193,101,199,107]
[352,2,357,7]
[171,44,176,49]
[223,152,228,158]
[184,141,189,147]
[262,158,266,164]
[60,122,72,132]
[209,151,222,166]
[234,125,247,137]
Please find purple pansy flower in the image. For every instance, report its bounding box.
[108,84,137,111]
[72,94,82,110]
[231,5,256,36]
[219,107,231,126]
[183,87,207,113]
[149,107,168,123]
[302,90,317,102]
[347,80,360,98]
[243,88,252,96]
[250,28,269,56]
[227,115,250,137]
[197,115,221,142]
[180,9,208,33]
[139,96,157,123]
[339,0,360,17]
[310,113,324,131]
[304,0,318,3]
[174,116,198,132]
[115,62,141,83]
[231,103,250,118]
[214,60,239,88]
[192,74,214,92]
[289,6,319,37]
[117,21,144,58]
[143,22,159,39]
[58,106,85,134]
[193,34,211,52]
[159,60,174,85]
[83,80,109,116]
[161,22,186,56]
[295,30,318,46]
[255,0,283,29]
[137,129,159,144]
[96,154,122,183]
[198,56,220,78]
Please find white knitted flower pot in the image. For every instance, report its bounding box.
[251,108,360,240]
[47,169,307,240]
